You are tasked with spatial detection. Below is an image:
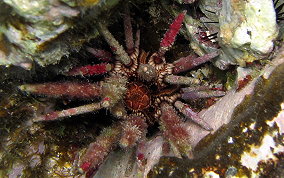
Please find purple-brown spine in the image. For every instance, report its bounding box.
[79,125,121,173]
[159,102,192,157]
[174,101,213,131]
[34,102,102,122]
[66,63,112,76]
[119,115,147,148]
[173,51,220,74]
[19,82,102,99]
[159,11,187,55]
[86,47,113,62]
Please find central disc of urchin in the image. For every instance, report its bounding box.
[137,64,157,81]
[124,82,151,111]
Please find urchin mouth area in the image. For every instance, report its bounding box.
[124,82,151,111]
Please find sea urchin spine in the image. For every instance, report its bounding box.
[79,125,121,174]
[97,22,132,66]
[174,101,212,131]
[119,115,147,148]
[86,47,113,62]
[19,82,102,99]
[181,87,226,100]
[66,63,112,76]
[173,51,220,74]
[159,102,192,157]
[33,102,103,122]
[159,11,187,56]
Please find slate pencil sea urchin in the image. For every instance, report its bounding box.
[19,5,224,176]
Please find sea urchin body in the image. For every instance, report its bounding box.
[19,5,224,176]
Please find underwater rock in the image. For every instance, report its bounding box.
[182,0,280,69]
[219,0,278,54]
[149,46,284,177]
[217,0,279,67]
[94,136,166,178]
[198,0,221,23]
[174,0,197,4]
[0,0,121,68]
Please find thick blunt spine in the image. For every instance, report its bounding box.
[79,125,121,173]
[97,22,131,66]
[174,101,213,131]
[66,63,112,76]
[19,82,102,99]
[181,89,226,100]
[123,4,134,54]
[86,47,113,62]
[173,51,220,74]
[119,115,147,148]
[33,102,102,122]
[164,75,200,85]
[159,11,186,56]
[159,102,192,157]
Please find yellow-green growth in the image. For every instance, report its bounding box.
[102,74,127,107]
